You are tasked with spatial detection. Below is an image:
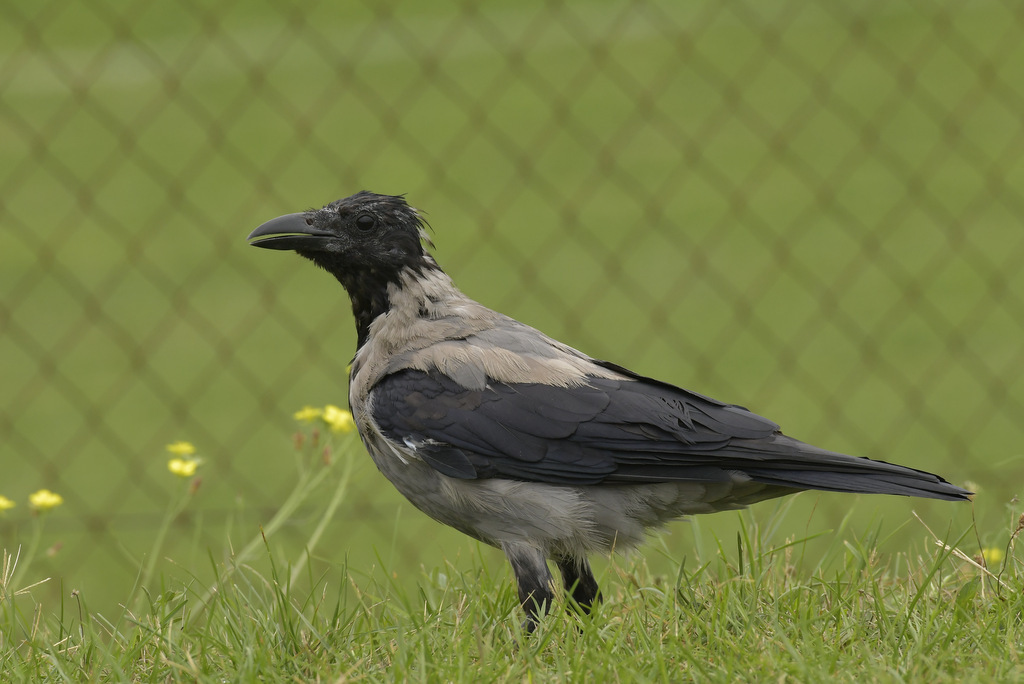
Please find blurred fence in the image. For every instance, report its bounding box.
[2,0,1023,610]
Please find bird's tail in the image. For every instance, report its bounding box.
[731,434,972,502]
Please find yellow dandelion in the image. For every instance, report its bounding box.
[166,441,196,456]
[982,547,1004,566]
[0,495,15,512]
[323,404,356,433]
[168,458,200,478]
[28,489,63,511]
[293,406,324,423]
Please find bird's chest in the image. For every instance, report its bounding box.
[357,426,494,541]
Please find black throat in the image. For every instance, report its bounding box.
[315,257,443,349]
[336,266,395,349]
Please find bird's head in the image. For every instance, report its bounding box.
[247,191,435,278]
[249,191,442,347]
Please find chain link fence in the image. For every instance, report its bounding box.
[3,0,1023,612]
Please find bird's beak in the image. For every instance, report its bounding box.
[247,212,334,251]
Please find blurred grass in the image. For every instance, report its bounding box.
[1,0,1022,617]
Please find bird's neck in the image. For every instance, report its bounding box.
[339,273,390,349]
[335,257,450,349]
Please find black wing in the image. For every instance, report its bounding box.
[370,367,970,501]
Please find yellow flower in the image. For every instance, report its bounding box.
[293,406,323,423]
[29,489,63,511]
[323,404,356,433]
[0,495,15,512]
[166,441,196,456]
[168,458,200,478]
[982,547,1004,566]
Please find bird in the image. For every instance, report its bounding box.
[248,191,971,631]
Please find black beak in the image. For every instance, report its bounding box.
[247,213,334,251]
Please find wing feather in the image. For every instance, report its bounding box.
[370,367,969,501]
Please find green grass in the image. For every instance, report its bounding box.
[3,496,1022,682]
[3,418,1021,680]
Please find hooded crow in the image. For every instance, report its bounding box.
[248,191,971,630]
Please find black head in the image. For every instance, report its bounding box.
[248,191,434,277]
[248,191,440,347]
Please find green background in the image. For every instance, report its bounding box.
[1,0,1021,615]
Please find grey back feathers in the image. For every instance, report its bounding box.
[249,191,971,630]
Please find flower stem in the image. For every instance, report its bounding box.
[129,486,193,613]
[289,449,354,587]
[7,518,43,592]
[190,458,332,615]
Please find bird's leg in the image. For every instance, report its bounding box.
[502,542,554,633]
[556,556,601,615]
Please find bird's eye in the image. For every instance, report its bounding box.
[355,214,375,231]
